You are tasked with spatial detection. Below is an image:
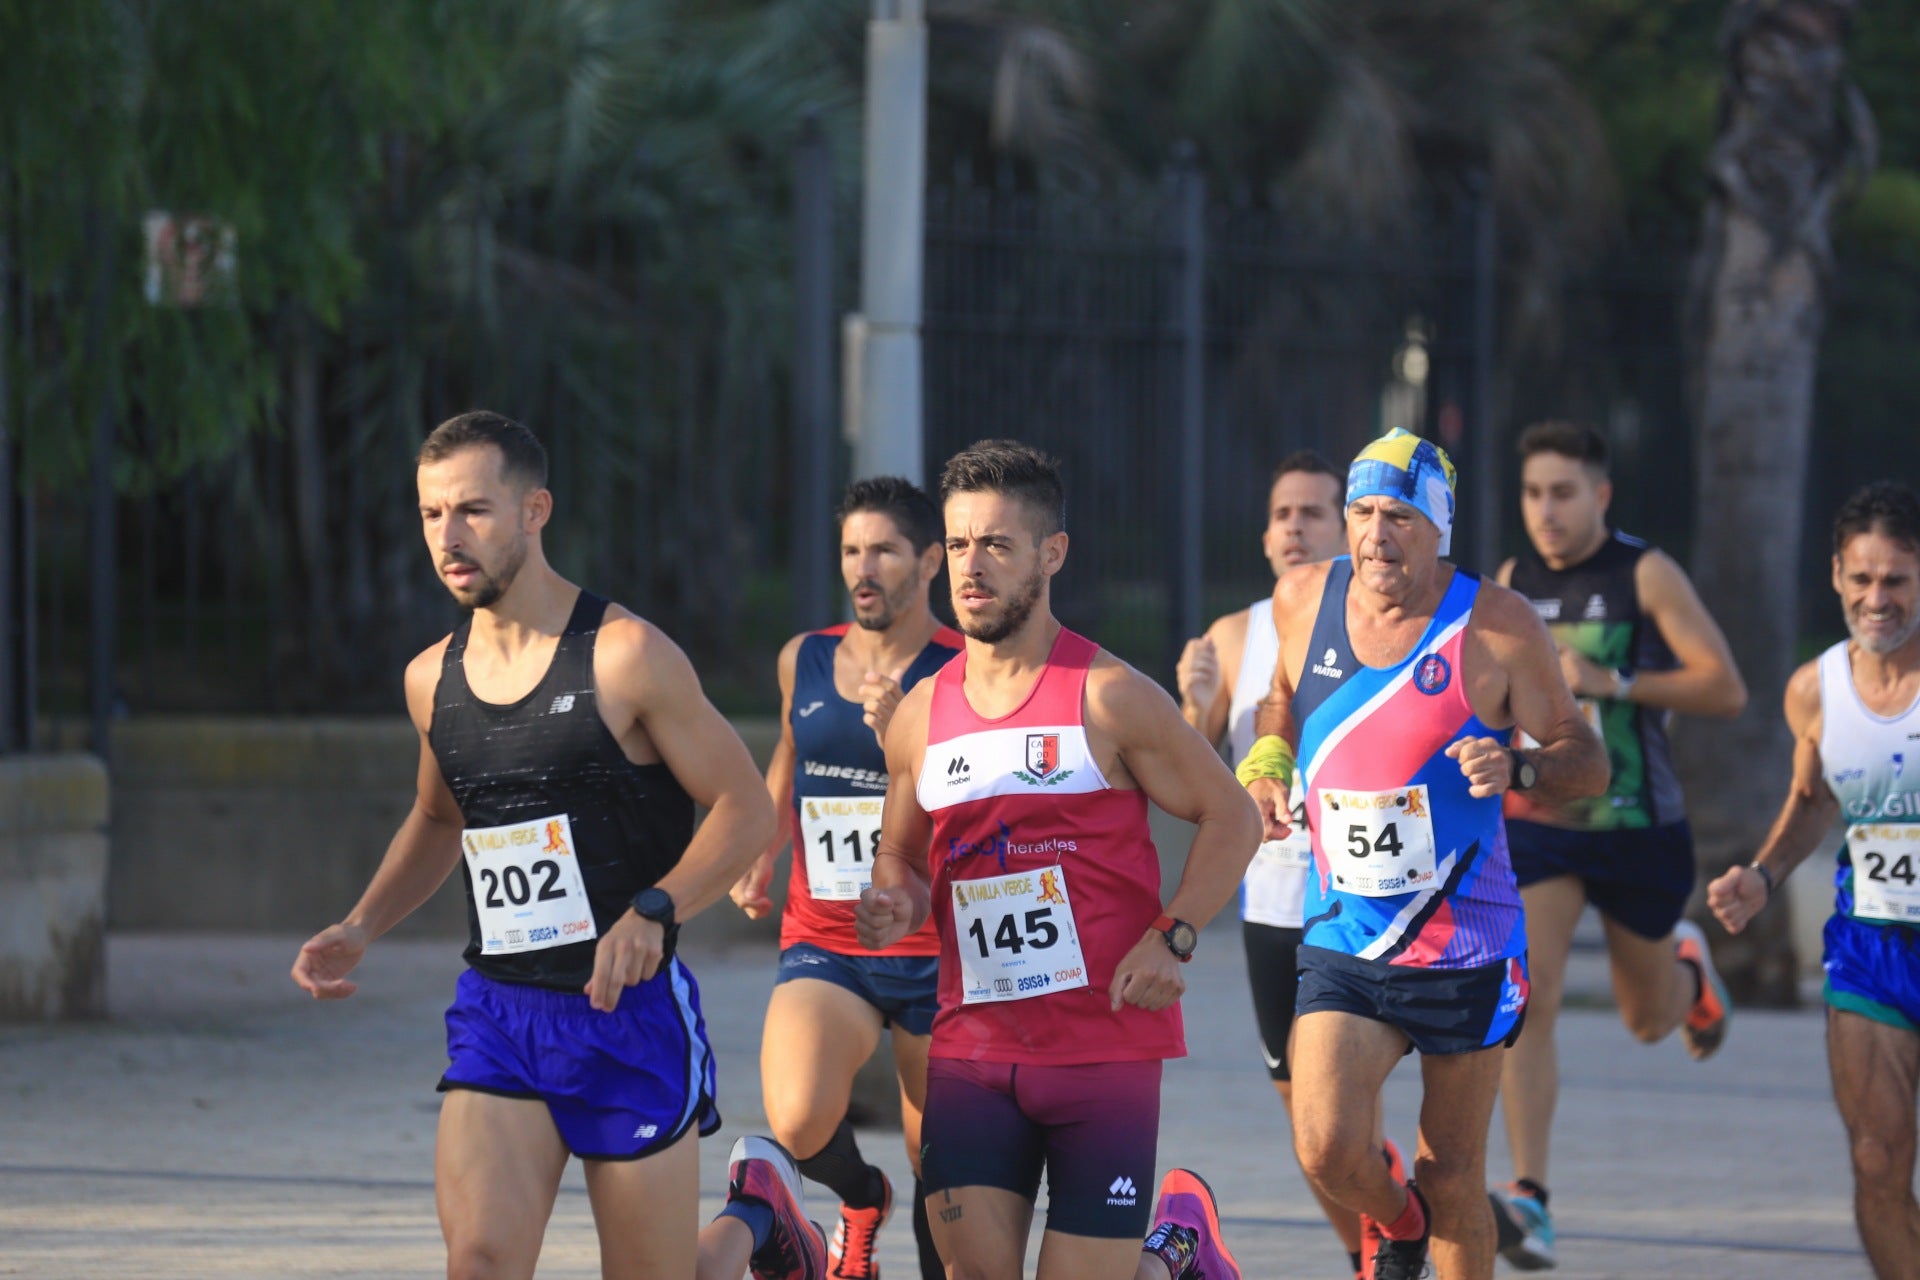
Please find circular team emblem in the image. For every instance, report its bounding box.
[1414,653,1451,695]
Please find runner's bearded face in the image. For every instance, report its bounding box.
[945,491,1053,645]
[1835,531,1920,656]
[1347,495,1439,599]
[418,448,535,609]
[1521,453,1610,566]
[1262,470,1346,576]
[842,509,929,632]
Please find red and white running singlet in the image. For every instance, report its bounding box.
[915,629,1185,1065]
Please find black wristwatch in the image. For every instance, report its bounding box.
[631,886,677,930]
[1508,748,1538,793]
[1152,914,1198,963]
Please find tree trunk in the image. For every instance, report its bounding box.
[1679,0,1868,1006]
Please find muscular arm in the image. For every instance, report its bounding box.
[1177,611,1245,748]
[1625,551,1748,717]
[1474,585,1610,803]
[293,644,467,998]
[732,635,801,918]
[858,683,936,948]
[599,617,778,922]
[1710,662,1836,932]
[1247,563,1327,836]
[1094,661,1263,928]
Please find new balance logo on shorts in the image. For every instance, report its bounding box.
[1107,1176,1137,1206]
[548,694,576,714]
[632,1123,658,1140]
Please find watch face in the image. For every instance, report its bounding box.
[1169,922,1199,956]
[1518,760,1538,790]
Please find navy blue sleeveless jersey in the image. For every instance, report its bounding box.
[782,622,961,954]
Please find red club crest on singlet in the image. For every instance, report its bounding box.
[1026,733,1061,778]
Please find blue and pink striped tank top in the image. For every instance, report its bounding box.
[1293,559,1525,969]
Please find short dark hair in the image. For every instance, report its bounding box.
[837,476,942,553]
[1517,420,1609,473]
[939,439,1066,538]
[1269,450,1344,494]
[418,411,549,491]
[1833,481,1920,556]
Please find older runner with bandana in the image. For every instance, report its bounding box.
[1241,430,1608,1280]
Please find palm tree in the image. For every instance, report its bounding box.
[1678,0,1872,1004]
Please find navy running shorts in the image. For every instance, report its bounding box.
[438,960,721,1160]
[1294,944,1529,1056]
[1243,921,1305,1082]
[1824,911,1920,1033]
[1507,819,1695,940]
[775,941,940,1037]
[921,1057,1162,1238]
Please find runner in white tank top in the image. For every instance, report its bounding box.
[1175,452,1386,1279]
[1708,482,1920,1280]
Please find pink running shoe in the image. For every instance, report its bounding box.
[728,1136,827,1280]
[1143,1168,1241,1280]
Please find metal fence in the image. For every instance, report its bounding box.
[11,152,1731,736]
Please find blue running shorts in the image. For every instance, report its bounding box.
[1507,819,1695,941]
[1823,911,1920,1033]
[1295,944,1530,1055]
[438,959,721,1160]
[775,941,940,1037]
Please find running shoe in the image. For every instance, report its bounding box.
[1144,1168,1241,1280]
[827,1169,893,1280]
[1357,1138,1407,1280]
[1489,1183,1556,1271]
[1673,918,1731,1060]
[728,1135,827,1280]
[1368,1182,1430,1280]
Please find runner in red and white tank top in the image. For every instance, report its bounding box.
[855,440,1262,1280]
[917,627,1182,1063]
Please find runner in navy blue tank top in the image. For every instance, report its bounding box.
[292,413,825,1280]
[729,478,959,1280]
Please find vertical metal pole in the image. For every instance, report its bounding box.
[854,0,927,483]
[793,114,837,627]
[1470,174,1498,572]
[85,212,117,759]
[0,167,13,753]
[1174,147,1206,656]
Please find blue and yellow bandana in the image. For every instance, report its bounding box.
[1346,429,1459,555]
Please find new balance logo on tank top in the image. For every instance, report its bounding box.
[1506,530,1684,830]
[784,622,962,956]
[430,591,695,990]
[916,629,1184,1065]
[1293,560,1524,968]
[1818,641,1920,927]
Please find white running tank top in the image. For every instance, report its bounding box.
[1818,641,1920,925]
[1229,597,1310,928]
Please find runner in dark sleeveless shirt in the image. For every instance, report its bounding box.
[292,412,820,1280]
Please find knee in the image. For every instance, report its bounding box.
[1621,1009,1667,1044]
[768,1111,840,1162]
[445,1240,515,1280]
[1411,1151,1481,1216]
[1849,1131,1916,1196]
[1294,1129,1370,1192]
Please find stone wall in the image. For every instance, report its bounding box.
[0,754,111,1019]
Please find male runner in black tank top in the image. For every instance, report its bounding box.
[292,413,825,1280]
[1486,421,1748,1270]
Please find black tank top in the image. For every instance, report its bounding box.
[1507,530,1685,830]
[429,590,695,989]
